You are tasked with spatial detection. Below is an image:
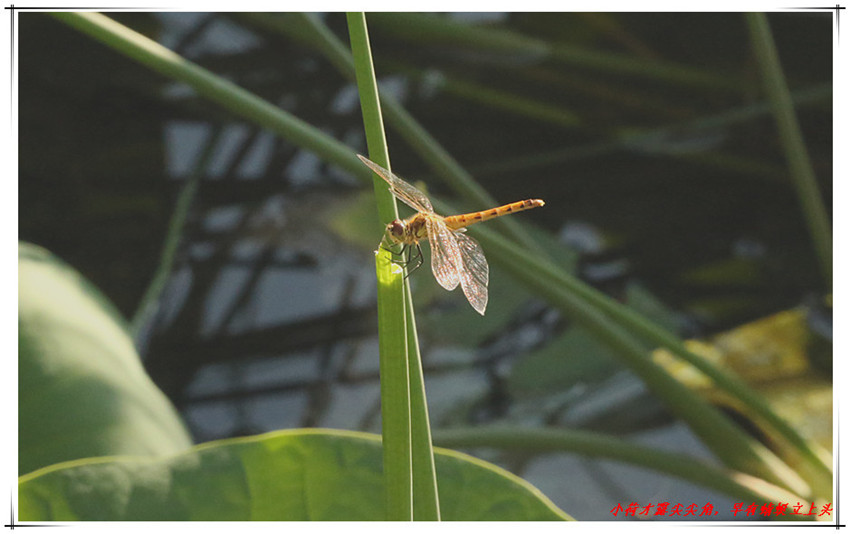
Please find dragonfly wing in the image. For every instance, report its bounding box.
[426,217,461,291]
[357,155,434,213]
[455,231,489,315]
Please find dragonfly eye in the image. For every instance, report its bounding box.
[387,220,406,240]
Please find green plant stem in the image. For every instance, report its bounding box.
[373,253,412,520]
[347,12,412,521]
[745,13,832,289]
[347,12,440,521]
[130,126,223,339]
[404,292,441,520]
[433,426,810,511]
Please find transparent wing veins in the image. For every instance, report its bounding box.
[454,232,489,315]
[358,154,490,315]
[426,217,461,291]
[357,155,434,214]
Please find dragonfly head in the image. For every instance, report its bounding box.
[385,219,406,245]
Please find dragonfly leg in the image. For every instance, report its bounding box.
[404,243,424,278]
[380,236,407,259]
[384,244,411,267]
[383,243,423,279]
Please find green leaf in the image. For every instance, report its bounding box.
[19,429,572,521]
[18,242,192,475]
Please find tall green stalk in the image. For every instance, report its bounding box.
[347,12,440,521]
[746,13,832,289]
[347,13,411,520]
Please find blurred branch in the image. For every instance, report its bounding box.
[433,426,811,512]
[131,126,224,338]
[365,13,743,92]
[470,83,831,178]
[50,12,367,179]
[746,13,832,289]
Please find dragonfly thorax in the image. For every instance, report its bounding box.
[386,215,428,246]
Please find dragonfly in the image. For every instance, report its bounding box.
[358,154,545,315]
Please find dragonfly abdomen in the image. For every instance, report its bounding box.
[445,199,545,230]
